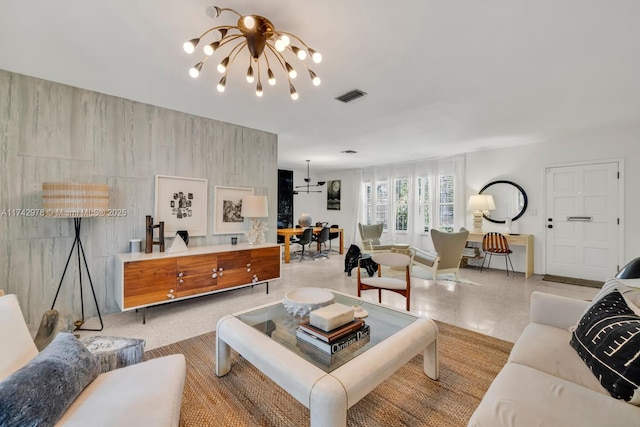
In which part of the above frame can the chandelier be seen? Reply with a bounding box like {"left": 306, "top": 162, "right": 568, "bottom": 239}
{"left": 294, "top": 160, "right": 325, "bottom": 194}
{"left": 183, "top": 6, "right": 322, "bottom": 100}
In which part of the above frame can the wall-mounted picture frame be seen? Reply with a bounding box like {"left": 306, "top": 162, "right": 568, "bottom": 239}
{"left": 155, "top": 175, "right": 208, "bottom": 236}
{"left": 327, "top": 180, "right": 341, "bottom": 210}
{"left": 213, "top": 186, "right": 254, "bottom": 234}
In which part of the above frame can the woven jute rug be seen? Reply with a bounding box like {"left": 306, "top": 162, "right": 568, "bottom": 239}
{"left": 145, "top": 321, "right": 512, "bottom": 426}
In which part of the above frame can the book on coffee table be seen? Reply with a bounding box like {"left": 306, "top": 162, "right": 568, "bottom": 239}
{"left": 296, "top": 324, "right": 370, "bottom": 354}
{"left": 299, "top": 319, "right": 365, "bottom": 343}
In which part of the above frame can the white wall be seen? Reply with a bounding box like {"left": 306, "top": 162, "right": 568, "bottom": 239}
{"left": 290, "top": 167, "right": 360, "bottom": 247}
{"left": 290, "top": 126, "right": 640, "bottom": 276}
{"left": 467, "top": 127, "right": 640, "bottom": 274}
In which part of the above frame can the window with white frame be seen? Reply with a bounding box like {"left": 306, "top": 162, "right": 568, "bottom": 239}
{"left": 375, "top": 182, "right": 389, "bottom": 230}
{"left": 417, "top": 177, "right": 430, "bottom": 232}
{"left": 363, "top": 183, "right": 372, "bottom": 224}
{"left": 417, "top": 174, "right": 455, "bottom": 232}
{"left": 439, "top": 175, "right": 455, "bottom": 232}
{"left": 394, "top": 178, "right": 409, "bottom": 232}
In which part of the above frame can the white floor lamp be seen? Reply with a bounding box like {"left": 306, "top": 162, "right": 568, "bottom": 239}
{"left": 43, "top": 182, "right": 109, "bottom": 331}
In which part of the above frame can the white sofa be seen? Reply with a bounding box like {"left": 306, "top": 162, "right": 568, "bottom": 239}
{"left": 0, "top": 294, "right": 186, "bottom": 426}
{"left": 468, "top": 288, "right": 640, "bottom": 427}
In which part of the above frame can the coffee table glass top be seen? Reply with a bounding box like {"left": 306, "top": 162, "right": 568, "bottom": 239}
{"left": 234, "top": 291, "right": 418, "bottom": 372}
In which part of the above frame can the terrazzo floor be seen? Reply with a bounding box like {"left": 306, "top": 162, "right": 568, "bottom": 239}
{"left": 77, "top": 253, "right": 599, "bottom": 350}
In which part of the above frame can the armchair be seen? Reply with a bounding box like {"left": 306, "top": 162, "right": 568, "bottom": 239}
{"left": 357, "top": 223, "right": 394, "bottom": 254}
{"left": 412, "top": 228, "right": 470, "bottom": 281}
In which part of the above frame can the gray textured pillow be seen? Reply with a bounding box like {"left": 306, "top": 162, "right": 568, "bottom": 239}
{"left": 0, "top": 332, "right": 100, "bottom": 426}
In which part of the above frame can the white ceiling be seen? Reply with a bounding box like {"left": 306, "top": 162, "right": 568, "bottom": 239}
{"left": 1, "top": 1, "right": 639, "bottom": 172}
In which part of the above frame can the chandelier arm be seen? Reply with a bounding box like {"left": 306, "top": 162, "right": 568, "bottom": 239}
{"left": 195, "top": 25, "right": 237, "bottom": 41}
{"left": 217, "top": 34, "right": 245, "bottom": 50}
{"left": 217, "top": 8, "right": 243, "bottom": 18}
{"left": 224, "top": 41, "right": 248, "bottom": 76}
{"left": 275, "top": 31, "right": 313, "bottom": 50}
{"left": 265, "top": 44, "right": 294, "bottom": 84}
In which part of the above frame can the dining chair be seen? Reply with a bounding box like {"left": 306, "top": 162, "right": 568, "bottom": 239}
{"left": 327, "top": 224, "right": 340, "bottom": 253}
{"left": 312, "top": 226, "right": 331, "bottom": 258}
{"left": 357, "top": 252, "right": 412, "bottom": 311}
{"left": 480, "top": 232, "right": 515, "bottom": 277}
{"left": 291, "top": 228, "right": 314, "bottom": 262}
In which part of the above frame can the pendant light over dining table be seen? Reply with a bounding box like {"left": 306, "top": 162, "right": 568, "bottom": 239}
{"left": 183, "top": 6, "right": 322, "bottom": 100}
{"left": 294, "top": 160, "right": 325, "bottom": 194}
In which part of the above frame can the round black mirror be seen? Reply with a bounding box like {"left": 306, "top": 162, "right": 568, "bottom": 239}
{"left": 479, "top": 180, "right": 528, "bottom": 223}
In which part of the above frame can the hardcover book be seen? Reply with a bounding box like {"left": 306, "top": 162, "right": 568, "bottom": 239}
{"left": 296, "top": 324, "right": 370, "bottom": 354}
{"left": 298, "top": 319, "right": 365, "bottom": 343}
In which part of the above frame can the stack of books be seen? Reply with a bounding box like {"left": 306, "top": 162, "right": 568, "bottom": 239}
{"left": 296, "top": 303, "right": 370, "bottom": 354}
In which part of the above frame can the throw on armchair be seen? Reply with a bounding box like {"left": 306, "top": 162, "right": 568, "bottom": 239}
{"left": 413, "top": 228, "right": 470, "bottom": 281}
{"left": 358, "top": 223, "right": 394, "bottom": 253}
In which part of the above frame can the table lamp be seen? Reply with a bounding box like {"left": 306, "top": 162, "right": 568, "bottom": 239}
{"left": 467, "top": 194, "right": 495, "bottom": 233}
{"left": 42, "top": 182, "right": 109, "bottom": 331}
{"left": 241, "top": 195, "right": 268, "bottom": 244}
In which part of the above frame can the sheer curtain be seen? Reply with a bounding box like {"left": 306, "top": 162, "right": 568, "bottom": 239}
{"left": 357, "top": 155, "right": 466, "bottom": 251}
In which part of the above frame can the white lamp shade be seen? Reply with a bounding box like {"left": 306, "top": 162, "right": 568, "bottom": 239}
{"left": 42, "top": 182, "right": 109, "bottom": 217}
{"left": 241, "top": 195, "right": 268, "bottom": 217}
{"left": 467, "top": 194, "right": 493, "bottom": 211}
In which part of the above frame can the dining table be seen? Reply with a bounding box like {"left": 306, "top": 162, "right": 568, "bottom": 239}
{"left": 277, "top": 227, "right": 344, "bottom": 263}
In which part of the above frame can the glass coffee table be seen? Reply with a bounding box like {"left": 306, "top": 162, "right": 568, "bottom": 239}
{"left": 216, "top": 289, "right": 438, "bottom": 427}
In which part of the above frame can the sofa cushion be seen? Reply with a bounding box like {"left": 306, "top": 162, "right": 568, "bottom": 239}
{"left": 0, "top": 332, "right": 100, "bottom": 426}
{"left": 570, "top": 290, "right": 640, "bottom": 405}
{"left": 508, "top": 323, "right": 607, "bottom": 395}
{"left": 57, "top": 354, "right": 186, "bottom": 426}
{"left": 467, "top": 363, "right": 639, "bottom": 427}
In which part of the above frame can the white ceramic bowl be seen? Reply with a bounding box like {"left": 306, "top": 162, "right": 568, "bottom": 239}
{"left": 282, "top": 287, "right": 334, "bottom": 317}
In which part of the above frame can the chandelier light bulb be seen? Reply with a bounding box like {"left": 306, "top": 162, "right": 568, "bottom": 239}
{"left": 183, "top": 38, "right": 200, "bottom": 54}
{"left": 204, "top": 41, "right": 219, "bottom": 56}
{"left": 217, "top": 57, "right": 229, "bottom": 73}
{"left": 189, "top": 62, "right": 203, "bottom": 78}
{"left": 290, "top": 83, "right": 298, "bottom": 100}
{"left": 275, "top": 39, "right": 285, "bottom": 52}
{"left": 309, "top": 49, "right": 322, "bottom": 64}
{"left": 217, "top": 76, "right": 226, "bottom": 92}
{"left": 295, "top": 48, "right": 307, "bottom": 60}
{"left": 256, "top": 81, "right": 263, "bottom": 97}
{"left": 281, "top": 35, "right": 290, "bottom": 47}
{"left": 243, "top": 16, "right": 255, "bottom": 29}
{"left": 286, "top": 63, "right": 297, "bottom": 79}
{"left": 246, "top": 65, "right": 254, "bottom": 83}
{"left": 309, "top": 70, "right": 321, "bottom": 86}
{"left": 267, "top": 69, "right": 276, "bottom": 86}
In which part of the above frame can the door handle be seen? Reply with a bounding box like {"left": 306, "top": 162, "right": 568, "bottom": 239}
{"left": 567, "top": 216, "right": 592, "bottom": 221}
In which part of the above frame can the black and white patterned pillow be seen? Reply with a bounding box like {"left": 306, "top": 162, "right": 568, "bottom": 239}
{"left": 570, "top": 290, "right": 640, "bottom": 405}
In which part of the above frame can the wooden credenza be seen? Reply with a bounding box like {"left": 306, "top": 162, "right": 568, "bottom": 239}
{"left": 115, "top": 243, "right": 281, "bottom": 311}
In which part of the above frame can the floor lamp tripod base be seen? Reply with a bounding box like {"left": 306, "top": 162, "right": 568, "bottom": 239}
{"left": 50, "top": 218, "right": 104, "bottom": 332}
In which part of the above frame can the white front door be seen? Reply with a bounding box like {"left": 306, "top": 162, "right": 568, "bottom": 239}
{"left": 545, "top": 162, "right": 620, "bottom": 281}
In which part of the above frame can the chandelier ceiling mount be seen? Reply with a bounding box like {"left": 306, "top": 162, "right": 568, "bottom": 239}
{"left": 183, "top": 6, "right": 322, "bottom": 100}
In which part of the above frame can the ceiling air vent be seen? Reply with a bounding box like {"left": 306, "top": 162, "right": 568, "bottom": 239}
{"left": 335, "top": 89, "right": 367, "bottom": 103}
{"left": 341, "top": 150, "right": 358, "bottom": 154}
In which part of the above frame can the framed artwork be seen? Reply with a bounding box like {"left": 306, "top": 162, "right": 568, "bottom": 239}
{"left": 327, "top": 180, "right": 341, "bottom": 210}
{"left": 213, "top": 186, "right": 254, "bottom": 234}
{"left": 155, "top": 175, "right": 208, "bottom": 236}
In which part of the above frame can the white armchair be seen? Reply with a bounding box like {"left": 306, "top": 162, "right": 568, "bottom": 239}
{"left": 412, "top": 228, "right": 469, "bottom": 281}
{"left": 358, "top": 223, "right": 395, "bottom": 253}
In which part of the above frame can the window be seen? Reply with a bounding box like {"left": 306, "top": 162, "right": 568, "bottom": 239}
{"left": 375, "top": 182, "right": 388, "bottom": 230}
{"left": 394, "top": 178, "right": 409, "bottom": 231}
{"left": 417, "top": 174, "right": 454, "bottom": 232}
{"left": 417, "top": 177, "right": 430, "bottom": 232}
{"left": 439, "top": 175, "right": 455, "bottom": 232}
{"left": 363, "top": 183, "right": 372, "bottom": 224}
